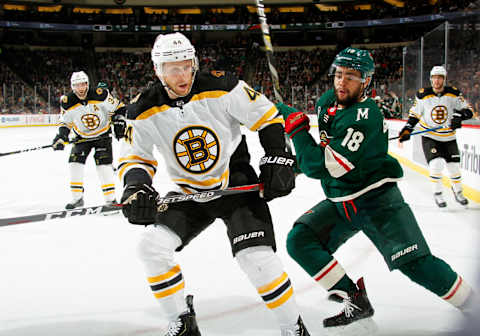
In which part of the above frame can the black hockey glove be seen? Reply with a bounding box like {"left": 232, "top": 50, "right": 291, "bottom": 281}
{"left": 52, "top": 126, "right": 69, "bottom": 150}
{"left": 449, "top": 109, "right": 473, "bottom": 130}
{"left": 121, "top": 184, "right": 160, "bottom": 225}
{"left": 259, "top": 150, "right": 296, "bottom": 202}
{"left": 398, "top": 117, "right": 419, "bottom": 143}
{"left": 112, "top": 114, "right": 127, "bottom": 140}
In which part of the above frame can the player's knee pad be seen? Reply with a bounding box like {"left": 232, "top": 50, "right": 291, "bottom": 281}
{"left": 428, "top": 157, "right": 445, "bottom": 176}
{"left": 96, "top": 164, "right": 115, "bottom": 182}
{"left": 69, "top": 162, "right": 85, "bottom": 180}
{"left": 446, "top": 161, "right": 461, "bottom": 178}
{"left": 287, "top": 223, "right": 323, "bottom": 262}
{"left": 137, "top": 225, "right": 182, "bottom": 272}
{"left": 235, "top": 245, "right": 283, "bottom": 287}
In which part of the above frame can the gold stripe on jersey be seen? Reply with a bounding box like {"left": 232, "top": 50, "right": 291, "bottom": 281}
{"left": 257, "top": 272, "right": 294, "bottom": 309}
{"left": 421, "top": 94, "right": 436, "bottom": 100}
{"left": 136, "top": 105, "right": 171, "bottom": 120}
{"left": 172, "top": 168, "right": 229, "bottom": 188}
{"left": 190, "top": 90, "right": 228, "bottom": 102}
{"left": 444, "top": 93, "right": 458, "bottom": 98}
{"left": 118, "top": 155, "right": 158, "bottom": 180}
{"left": 119, "top": 155, "right": 159, "bottom": 167}
{"left": 65, "top": 101, "right": 105, "bottom": 112}
{"left": 250, "top": 106, "right": 278, "bottom": 131}
{"left": 118, "top": 162, "right": 156, "bottom": 181}
{"left": 264, "top": 116, "right": 284, "bottom": 126}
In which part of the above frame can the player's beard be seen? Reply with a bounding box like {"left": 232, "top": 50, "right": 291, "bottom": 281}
{"left": 334, "top": 85, "right": 363, "bottom": 107}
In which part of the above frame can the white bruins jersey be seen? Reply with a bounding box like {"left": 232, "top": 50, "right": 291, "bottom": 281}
{"left": 60, "top": 87, "right": 123, "bottom": 139}
{"left": 408, "top": 86, "right": 472, "bottom": 142}
{"left": 118, "top": 71, "right": 283, "bottom": 194}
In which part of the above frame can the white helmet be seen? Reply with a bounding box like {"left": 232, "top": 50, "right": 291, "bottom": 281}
{"left": 70, "top": 71, "right": 89, "bottom": 90}
{"left": 151, "top": 33, "right": 198, "bottom": 97}
{"left": 430, "top": 65, "right": 447, "bottom": 78}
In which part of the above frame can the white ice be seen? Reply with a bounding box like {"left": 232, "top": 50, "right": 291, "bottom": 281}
{"left": 0, "top": 126, "right": 479, "bottom": 336}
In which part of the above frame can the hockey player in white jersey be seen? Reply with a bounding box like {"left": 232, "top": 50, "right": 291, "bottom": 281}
{"left": 398, "top": 65, "right": 473, "bottom": 207}
{"left": 118, "top": 32, "right": 310, "bottom": 336}
{"left": 52, "top": 71, "right": 125, "bottom": 209}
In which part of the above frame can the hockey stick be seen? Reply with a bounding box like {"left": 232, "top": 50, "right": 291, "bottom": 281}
{"left": 0, "top": 204, "right": 120, "bottom": 227}
{"left": 255, "top": 0, "right": 282, "bottom": 104}
{"left": 388, "top": 126, "right": 443, "bottom": 141}
{"left": 254, "top": 0, "right": 293, "bottom": 154}
{"left": 0, "top": 137, "right": 107, "bottom": 157}
{"left": 0, "top": 184, "right": 261, "bottom": 227}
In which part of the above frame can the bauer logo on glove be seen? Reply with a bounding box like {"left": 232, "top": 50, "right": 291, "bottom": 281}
{"left": 259, "top": 155, "right": 295, "bottom": 167}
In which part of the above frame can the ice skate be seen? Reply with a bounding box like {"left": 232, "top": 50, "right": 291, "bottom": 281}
{"left": 65, "top": 198, "right": 84, "bottom": 210}
{"left": 434, "top": 192, "right": 447, "bottom": 208}
{"left": 165, "top": 295, "right": 201, "bottom": 336}
{"left": 281, "top": 316, "right": 310, "bottom": 336}
{"left": 324, "top": 278, "right": 377, "bottom": 336}
{"left": 102, "top": 199, "right": 120, "bottom": 216}
{"left": 452, "top": 188, "right": 468, "bottom": 206}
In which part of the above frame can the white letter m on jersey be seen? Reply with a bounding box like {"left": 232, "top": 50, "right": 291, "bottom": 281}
{"left": 356, "top": 108, "right": 369, "bottom": 121}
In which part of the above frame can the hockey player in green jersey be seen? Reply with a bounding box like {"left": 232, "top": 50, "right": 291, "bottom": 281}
{"left": 275, "top": 47, "right": 475, "bottom": 333}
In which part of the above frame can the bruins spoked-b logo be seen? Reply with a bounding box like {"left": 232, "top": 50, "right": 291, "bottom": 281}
{"left": 81, "top": 114, "right": 101, "bottom": 130}
{"left": 431, "top": 105, "right": 448, "bottom": 124}
{"left": 173, "top": 126, "right": 220, "bottom": 174}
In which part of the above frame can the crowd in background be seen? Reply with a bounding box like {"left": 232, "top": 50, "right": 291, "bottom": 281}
{"left": 1, "top": 0, "right": 476, "bottom": 26}
{"left": 1, "top": 41, "right": 479, "bottom": 118}
{"left": 1, "top": 0, "right": 479, "bottom": 118}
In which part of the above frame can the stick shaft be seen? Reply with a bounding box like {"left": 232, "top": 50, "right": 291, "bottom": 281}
{"left": 0, "top": 184, "right": 261, "bottom": 227}
{"left": 388, "top": 126, "right": 443, "bottom": 141}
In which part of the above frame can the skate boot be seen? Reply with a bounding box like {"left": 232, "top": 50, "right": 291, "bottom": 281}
{"left": 452, "top": 188, "right": 468, "bottom": 206}
{"left": 323, "top": 278, "right": 376, "bottom": 334}
{"left": 434, "top": 192, "right": 447, "bottom": 208}
{"left": 65, "top": 198, "right": 84, "bottom": 210}
{"left": 165, "top": 295, "right": 201, "bottom": 336}
{"left": 281, "top": 316, "right": 310, "bottom": 336}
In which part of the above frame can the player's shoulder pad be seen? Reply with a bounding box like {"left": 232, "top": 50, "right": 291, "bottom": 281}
{"left": 443, "top": 86, "right": 461, "bottom": 96}
{"left": 88, "top": 87, "right": 109, "bottom": 101}
{"left": 416, "top": 87, "right": 434, "bottom": 99}
{"left": 61, "top": 91, "right": 80, "bottom": 109}
{"left": 194, "top": 71, "right": 239, "bottom": 93}
{"left": 125, "top": 83, "right": 165, "bottom": 120}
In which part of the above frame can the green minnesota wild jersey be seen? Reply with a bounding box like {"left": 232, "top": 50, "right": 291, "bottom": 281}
{"left": 292, "top": 89, "right": 403, "bottom": 201}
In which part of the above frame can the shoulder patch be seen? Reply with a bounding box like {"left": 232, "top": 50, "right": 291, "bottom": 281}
{"left": 130, "top": 93, "right": 141, "bottom": 104}
{"left": 210, "top": 70, "right": 225, "bottom": 78}
{"left": 194, "top": 71, "right": 238, "bottom": 93}
{"left": 96, "top": 88, "right": 103, "bottom": 95}
{"left": 444, "top": 86, "right": 461, "bottom": 96}
{"left": 417, "top": 87, "right": 433, "bottom": 99}
{"left": 61, "top": 95, "right": 68, "bottom": 104}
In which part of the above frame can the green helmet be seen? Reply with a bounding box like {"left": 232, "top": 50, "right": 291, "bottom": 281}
{"left": 332, "top": 47, "right": 375, "bottom": 80}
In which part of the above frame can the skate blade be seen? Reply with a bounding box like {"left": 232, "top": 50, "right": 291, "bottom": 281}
{"left": 325, "top": 317, "right": 378, "bottom": 336}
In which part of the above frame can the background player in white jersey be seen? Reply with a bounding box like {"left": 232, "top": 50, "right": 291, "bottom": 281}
{"left": 118, "top": 32, "right": 309, "bottom": 336}
{"left": 52, "top": 71, "right": 125, "bottom": 209}
{"left": 398, "top": 65, "right": 474, "bottom": 207}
